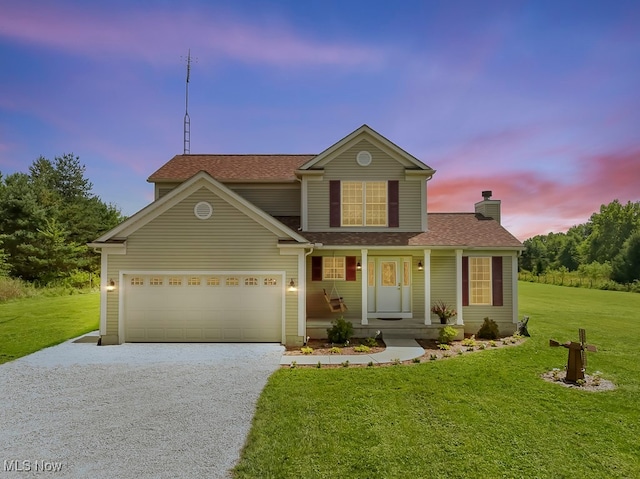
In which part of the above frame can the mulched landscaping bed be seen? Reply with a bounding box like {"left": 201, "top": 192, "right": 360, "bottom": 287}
{"left": 540, "top": 370, "right": 616, "bottom": 392}
{"left": 283, "top": 338, "right": 385, "bottom": 355}
{"left": 284, "top": 335, "right": 526, "bottom": 363}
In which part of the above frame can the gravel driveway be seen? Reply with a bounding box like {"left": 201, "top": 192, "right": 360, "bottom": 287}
{"left": 0, "top": 335, "right": 284, "bottom": 478}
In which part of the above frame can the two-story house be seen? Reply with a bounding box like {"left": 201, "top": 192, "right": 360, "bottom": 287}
{"left": 90, "top": 125, "right": 523, "bottom": 346}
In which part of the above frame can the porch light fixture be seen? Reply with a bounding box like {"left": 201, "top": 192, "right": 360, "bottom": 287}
{"left": 288, "top": 279, "right": 297, "bottom": 292}
{"left": 106, "top": 279, "right": 116, "bottom": 292}
{"left": 356, "top": 262, "right": 362, "bottom": 271}
{"left": 418, "top": 261, "right": 423, "bottom": 271}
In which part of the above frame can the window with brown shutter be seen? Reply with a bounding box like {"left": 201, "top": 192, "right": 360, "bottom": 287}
{"left": 388, "top": 180, "right": 399, "bottom": 227}
{"left": 492, "top": 256, "right": 503, "bottom": 306}
{"left": 311, "top": 256, "right": 322, "bottom": 281}
{"left": 329, "top": 180, "right": 341, "bottom": 227}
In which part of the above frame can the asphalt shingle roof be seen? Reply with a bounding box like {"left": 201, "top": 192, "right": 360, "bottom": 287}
{"left": 148, "top": 154, "right": 316, "bottom": 182}
{"left": 277, "top": 214, "right": 523, "bottom": 248}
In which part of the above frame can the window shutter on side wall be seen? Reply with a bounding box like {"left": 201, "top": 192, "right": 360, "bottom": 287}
{"left": 492, "top": 256, "right": 503, "bottom": 306}
{"left": 346, "top": 256, "right": 357, "bottom": 281}
{"left": 311, "top": 256, "right": 322, "bottom": 281}
{"left": 462, "top": 256, "right": 469, "bottom": 306}
{"left": 388, "top": 180, "right": 399, "bottom": 227}
{"left": 329, "top": 180, "right": 341, "bottom": 227}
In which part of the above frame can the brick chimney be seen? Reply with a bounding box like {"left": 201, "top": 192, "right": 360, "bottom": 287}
{"left": 475, "top": 190, "right": 501, "bottom": 224}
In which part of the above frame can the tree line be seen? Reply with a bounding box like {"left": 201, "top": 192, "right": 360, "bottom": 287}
{"left": 519, "top": 199, "right": 640, "bottom": 286}
{"left": 0, "top": 154, "right": 124, "bottom": 285}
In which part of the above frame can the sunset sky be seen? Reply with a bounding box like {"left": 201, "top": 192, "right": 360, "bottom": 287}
{"left": 1, "top": 0, "right": 639, "bottom": 240}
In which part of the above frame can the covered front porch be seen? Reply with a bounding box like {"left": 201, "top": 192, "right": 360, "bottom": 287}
{"left": 301, "top": 248, "right": 466, "bottom": 339}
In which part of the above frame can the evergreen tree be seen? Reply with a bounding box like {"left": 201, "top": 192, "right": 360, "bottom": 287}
{"left": 0, "top": 154, "right": 123, "bottom": 283}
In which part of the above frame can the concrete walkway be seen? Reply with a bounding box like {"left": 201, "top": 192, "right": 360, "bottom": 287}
{"left": 279, "top": 338, "right": 424, "bottom": 366}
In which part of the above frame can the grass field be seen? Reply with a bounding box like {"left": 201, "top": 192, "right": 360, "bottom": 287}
{"left": 234, "top": 282, "right": 640, "bottom": 478}
{"left": 0, "top": 293, "right": 99, "bottom": 364}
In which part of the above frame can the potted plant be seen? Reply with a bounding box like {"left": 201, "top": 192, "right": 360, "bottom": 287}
{"left": 431, "top": 300, "right": 457, "bottom": 324}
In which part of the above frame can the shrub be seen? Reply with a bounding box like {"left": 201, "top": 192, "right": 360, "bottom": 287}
{"left": 329, "top": 346, "right": 341, "bottom": 354}
{"left": 461, "top": 335, "right": 477, "bottom": 348}
{"left": 438, "top": 343, "right": 450, "bottom": 350}
{"left": 354, "top": 345, "right": 370, "bottom": 353}
{"left": 412, "top": 357, "right": 421, "bottom": 363}
{"left": 301, "top": 347, "right": 313, "bottom": 355}
{"left": 438, "top": 326, "right": 457, "bottom": 344}
{"left": 0, "top": 277, "right": 36, "bottom": 302}
{"left": 363, "top": 337, "right": 378, "bottom": 347}
{"left": 327, "top": 317, "right": 353, "bottom": 344}
{"left": 61, "top": 270, "right": 95, "bottom": 289}
{"left": 477, "top": 317, "right": 500, "bottom": 340}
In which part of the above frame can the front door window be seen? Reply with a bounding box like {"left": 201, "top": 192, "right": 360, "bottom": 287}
{"left": 381, "top": 261, "right": 397, "bottom": 286}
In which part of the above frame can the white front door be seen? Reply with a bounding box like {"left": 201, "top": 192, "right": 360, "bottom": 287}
{"left": 370, "top": 257, "right": 412, "bottom": 318}
{"left": 376, "top": 260, "right": 402, "bottom": 312}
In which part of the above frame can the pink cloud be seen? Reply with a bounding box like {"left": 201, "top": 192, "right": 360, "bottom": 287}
{"left": 0, "top": 3, "right": 383, "bottom": 68}
{"left": 429, "top": 146, "right": 640, "bottom": 240}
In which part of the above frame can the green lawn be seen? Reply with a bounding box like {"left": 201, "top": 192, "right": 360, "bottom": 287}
{"left": 0, "top": 293, "right": 99, "bottom": 364}
{"left": 234, "top": 282, "right": 640, "bottom": 478}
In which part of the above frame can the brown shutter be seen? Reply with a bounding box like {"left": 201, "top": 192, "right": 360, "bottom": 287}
{"left": 388, "top": 180, "right": 399, "bottom": 228}
{"left": 311, "top": 256, "right": 322, "bottom": 281}
{"left": 346, "top": 256, "right": 357, "bottom": 281}
{"left": 329, "top": 180, "right": 341, "bottom": 227}
{"left": 492, "top": 256, "right": 503, "bottom": 306}
{"left": 462, "top": 256, "right": 469, "bottom": 306}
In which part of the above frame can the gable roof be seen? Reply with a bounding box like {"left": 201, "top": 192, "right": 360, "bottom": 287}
{"left": 92, "top": 171, "right": 308, "bottom": 245}
{"left": 276, "top": 214, "right": 523, "bottom": 249}
{"left": 148, "top": 154, "right": 315, "bottom": 183}
{"left": 298, "top": 124, "right": 436, "bottom": 173}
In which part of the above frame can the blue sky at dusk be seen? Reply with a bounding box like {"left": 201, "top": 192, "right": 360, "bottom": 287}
{"left": 1, "top": 0, "right": 639, "bottom": 240}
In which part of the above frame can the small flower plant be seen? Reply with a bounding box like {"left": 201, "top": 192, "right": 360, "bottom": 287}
{"left": 431, "top": 300, "right": 457, "bottom": 324}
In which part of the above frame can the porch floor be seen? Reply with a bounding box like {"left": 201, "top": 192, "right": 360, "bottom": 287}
{"left": 306, "top": 317, "right": 463, "bottom": 341}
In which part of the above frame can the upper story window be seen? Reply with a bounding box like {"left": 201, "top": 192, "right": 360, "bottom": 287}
{"left": 341, "top": 181, "right": 387, "bottom": 226}
{"left": 469, "top": 257, "right": 492, "bottom": 305}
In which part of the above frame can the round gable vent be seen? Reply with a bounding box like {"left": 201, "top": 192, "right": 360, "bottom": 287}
{"left": 356, "top": 150, "right": 372, "bottom": 166}
{"left": 194, "top": 201, "right": 213, "bottom": 220}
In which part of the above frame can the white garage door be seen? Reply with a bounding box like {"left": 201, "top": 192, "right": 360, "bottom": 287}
{"left": 124, "top": 274, "right": 283, "bottom": 342}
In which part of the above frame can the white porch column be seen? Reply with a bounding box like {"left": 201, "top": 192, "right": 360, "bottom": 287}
{"left": 512, "top": 252, "right": 519, "bottom": 324}
{"left": 297, "top": 250, "right": 306, "bottom": 337}
{"left": 455, "top": 249, "right": 464, "bottom": 325}
{"left": 361, "top": 249, "right": 368, "bottom": 325}
{"left": 423, "top": 249, "right": 431, "bottom": 325}
{"left": 99, "top": 250, "right": 108, "bottom": 336}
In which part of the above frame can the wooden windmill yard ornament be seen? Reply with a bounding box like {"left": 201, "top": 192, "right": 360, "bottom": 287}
{"left": 549, "top": 328, "right": 597, "bottom": 383}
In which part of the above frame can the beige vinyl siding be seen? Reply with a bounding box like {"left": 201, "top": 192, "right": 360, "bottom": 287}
{"left": 475, "top": 201, "right": 501, "bottom": 224}
{"left": 105, "top": 187, "right": 299, "bottom": 340}
{"left": 306, "top": 139, "right": 423, "bottom": 231}
{"left": 154, "top": 182, "right": 181, "bottom": 200}
{"left": 228, "top": 183, "right": 300, "bottom": 216}
{"left": 409, "top": 254, "right": 426, "bottom": 317}
{"left": 430, "top": 254, "right": 457, "bottom": 323}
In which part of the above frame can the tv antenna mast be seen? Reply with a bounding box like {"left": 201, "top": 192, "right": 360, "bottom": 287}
{"left": 182, "top": 49, "right": 196, "bottom": 154}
